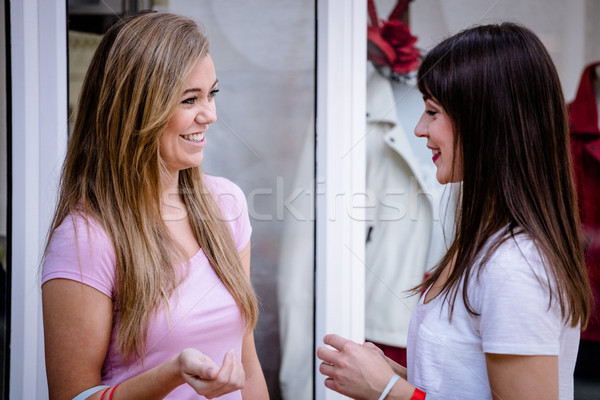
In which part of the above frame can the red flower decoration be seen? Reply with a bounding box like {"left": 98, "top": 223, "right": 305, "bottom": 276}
{"left": 383, "top": 20, "right": 420, "bottom": 74}
{"left": 367, "top": 0, "right": 420, "bottom": 75}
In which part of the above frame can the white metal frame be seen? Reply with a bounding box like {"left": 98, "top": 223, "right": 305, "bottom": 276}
{"left": 315, "top": 0, "right": 366, "bottom": 399}
{"left": 7, "top": 0, "right": 366, "bottom": 398}
{"left": 9, "top": 0, "right": 67, "bottom": 398}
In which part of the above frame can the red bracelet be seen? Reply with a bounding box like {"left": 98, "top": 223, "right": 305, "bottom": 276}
{"left": 109, "top": 384, "right": 120, "bottom": 400}
{"left": 411, "top": 387, "right": 426, "bottom": 400}
{"left": 99, "top": 387, "right": 111, "bottom": 400}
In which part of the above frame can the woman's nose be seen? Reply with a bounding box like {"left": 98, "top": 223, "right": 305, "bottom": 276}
{"left": 196, "top": 103, "right": 217, "bottom": 125}
{"left": 414, "top": 114, "right": 427, "bottom": 138}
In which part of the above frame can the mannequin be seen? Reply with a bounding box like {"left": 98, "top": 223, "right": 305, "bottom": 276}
{"left": 364, "top": 0, "right": 448, "bottom": 365}
{"left": 364, "top": 62, "right": 446, "bottom": 364}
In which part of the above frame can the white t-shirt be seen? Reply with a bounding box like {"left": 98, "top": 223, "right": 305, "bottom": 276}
{"left": 407, "top": 231, "right": 580, "bottom": 399}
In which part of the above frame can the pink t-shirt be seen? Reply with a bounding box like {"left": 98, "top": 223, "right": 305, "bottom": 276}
{"left": 42, "top": 175, "right": 252, "bottom": 400}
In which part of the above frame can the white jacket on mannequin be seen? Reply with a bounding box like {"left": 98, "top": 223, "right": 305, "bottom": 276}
{"left": 365, "top": 65, "right": 445, "bottom": 347}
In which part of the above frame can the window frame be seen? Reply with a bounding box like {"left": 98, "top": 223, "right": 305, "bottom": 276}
{"left": 314, "top": 0, "right": 366, "bottom": 399}
{"left": 8, "top": 0, "right": 67, "bottom": 398}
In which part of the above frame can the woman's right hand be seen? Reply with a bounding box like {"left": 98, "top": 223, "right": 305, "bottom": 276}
{"left": 179, "top": 348, "right": 245, "bottom": 398}
{"left": 317, "top": 334, "right": 415, "bottom": 400}
{"left": 362, "top": 342, "right": 408, "bottom": 380}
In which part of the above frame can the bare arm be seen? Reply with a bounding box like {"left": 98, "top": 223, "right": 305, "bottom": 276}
{"left": 42, "top": 279, "right": 243, "bottom": 400}
{"left": 239, "top": 242, "right": 269, "bottom": 399}
{"left": 388, "top": 360, "right": 407, "bottom": 381}
{"left": 241, "top": 332, "right": 269, "bottom": 399}
{"left": 485, "top": 353, "right": 558, "bottom": 400}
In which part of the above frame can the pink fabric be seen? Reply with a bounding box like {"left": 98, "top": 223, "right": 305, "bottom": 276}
{"left": 42, "top": 175, "right": 252, "bottom": 400}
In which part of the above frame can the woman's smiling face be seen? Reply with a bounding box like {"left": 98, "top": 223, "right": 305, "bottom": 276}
{"left": 159, "top": 55, "right": 218, "bottom": 175}
{"left": 414, "top": 97, "right": 461, "bottom": 184}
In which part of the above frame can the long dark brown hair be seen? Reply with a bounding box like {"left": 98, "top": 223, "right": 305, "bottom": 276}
{"left": 45, "top": 12, "right": 258, "bottom": 360}
{"left": 415, "top": 23, "right": 592, "bottom": 328}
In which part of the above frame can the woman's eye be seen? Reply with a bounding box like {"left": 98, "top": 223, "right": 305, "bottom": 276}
{"left": 426, "top": 109, "right": 437, "bottom": 116}
{"left": 209, "top": 88, "right": 220, "bottom": 98}
{"left": 182, "top": 97, "right": 197, "bottom": 105}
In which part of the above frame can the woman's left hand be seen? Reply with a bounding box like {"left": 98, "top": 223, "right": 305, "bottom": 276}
{"left": 317, "top": 334, "right": 401, "bottom": 400}
{"left": 180, "top": 348, "right": 245, "bottom": 398}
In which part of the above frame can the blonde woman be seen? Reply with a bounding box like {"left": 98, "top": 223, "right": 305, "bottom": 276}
{"left": 41, "top": 12, "right": 268, "bottom": 400}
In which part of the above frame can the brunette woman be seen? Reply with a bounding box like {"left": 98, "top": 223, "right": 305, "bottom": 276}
{"left": 317, "top": 22, "right": 593, "bottom": 400}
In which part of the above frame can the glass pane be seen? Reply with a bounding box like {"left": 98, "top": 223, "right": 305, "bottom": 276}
{"left": 67, "top": 1, "right": 316, "bottom": 399}
{"left": 0, "top": 0, "right": 8, "bottom": 396}
{"left": 162, "top": 2, "right": 316, "bottom": 399}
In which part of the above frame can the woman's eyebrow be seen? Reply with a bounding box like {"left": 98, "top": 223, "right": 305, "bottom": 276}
{"left": 182, "top": 79, "right": 219, "bottom": 95}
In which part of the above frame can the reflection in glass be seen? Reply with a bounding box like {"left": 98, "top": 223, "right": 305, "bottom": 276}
{"left": 165, "top": 2, "right": 316, "bottom": 399}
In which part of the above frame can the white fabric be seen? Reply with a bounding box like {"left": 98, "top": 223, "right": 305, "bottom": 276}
{"left": 407, "top": 231, "right": 580, "bottom": 399}
{"left": 365, "top": 66, "right": 445, "bottom": 347}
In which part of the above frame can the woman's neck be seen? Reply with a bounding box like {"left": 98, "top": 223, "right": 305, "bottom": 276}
{"left": 160, "top": 170, "right": 186, "bottom": 221}
{"left": 161, "top": 168, "right": 179, "bottom": 193}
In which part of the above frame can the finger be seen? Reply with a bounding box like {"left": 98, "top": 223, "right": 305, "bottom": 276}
{"left": 205, "top": 351, "right": 244, "bottom": 398}
{"left": 181, "top": 349, "right": 219, "bottom": 380}
{"left": 363, "top": 341, "right": 378, "bottom": 350}
{"left": 228, "top": 353, "right": 245, "bottom": 388}
{"left": 363, "top": 342, "right": 385, "bottom": 357}
{"left": 193, "top": 358, "right": 219, "bottom": 380}
{"left": 319, "top": 361, "right": 336, "bottom": 378}
{"left": 323, "top": 377, "right": 338, "bottom": 392}
{"left": 323, "top": 334, "right": 352, "bottom": 351}
{"left": 316, "top": 346, "right": 340, "bottom": 365}
{"left": 215, "top": 350, "right": 235, "bottom": 385}
{"left": 222, "top": 351, "right": 244, "bottom": 386}
{"left": 181, "top": 353, "right": 222, "bottom": 396}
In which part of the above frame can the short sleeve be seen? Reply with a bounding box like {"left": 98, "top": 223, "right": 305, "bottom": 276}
{"left": 203, "top": 175, "right": 252, "bottom": 251}
{"left": 469, "top": 236, "right": 563, "bottom": 355}
{"left": 41, "top": 213, "right": 116, "bottom": 298}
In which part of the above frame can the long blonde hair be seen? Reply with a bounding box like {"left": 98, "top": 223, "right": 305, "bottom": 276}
{"left": 46, "top": 12, "right": 258, "bottom": 360}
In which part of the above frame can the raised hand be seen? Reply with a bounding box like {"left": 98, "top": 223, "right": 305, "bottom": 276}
{"left": 317, "top": 334, "right": 395, "bottom": 400}
{"left": 179, "top": 348, "right": 245, "bottom": 398}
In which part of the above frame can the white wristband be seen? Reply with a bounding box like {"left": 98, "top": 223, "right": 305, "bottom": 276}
{"left": 378, "top": 374, "right": 400, "bottom": 400}
{"left": 72, "top": 385, "right": 109, "bottom": 400}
